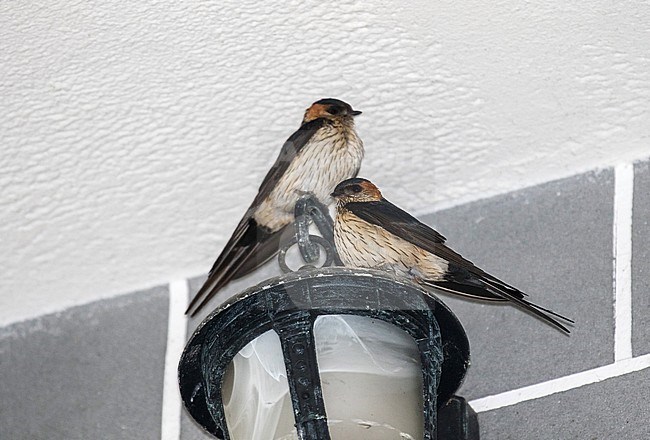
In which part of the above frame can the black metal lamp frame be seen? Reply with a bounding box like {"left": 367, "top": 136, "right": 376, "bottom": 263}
{"left": 179, "top": 195, "right": 478, "bottom": 440}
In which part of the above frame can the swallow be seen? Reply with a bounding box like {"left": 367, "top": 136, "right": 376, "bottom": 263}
{"left": 186, "top": 99, "right": 364, "bottom": 316}
{"left": 331, "top": 178, "right": 574, "bottom": 333}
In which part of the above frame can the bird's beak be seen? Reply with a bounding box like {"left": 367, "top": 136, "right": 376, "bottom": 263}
{"left": 350, "top": 110, "right": 362, "bottom": 116}
{"left": 331, "top": 189, "right": 342, "bottom": 198}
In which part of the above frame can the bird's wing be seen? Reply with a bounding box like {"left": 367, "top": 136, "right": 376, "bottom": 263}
{"left": 345, "top": 199, "right": 465, "bottom": 262}
{"left": 346, "top": 200, "right": 573, "bottom": 333}
{"left": 204, "top": 118, "right": 326, "bottom": 279}
{"left": 422, "top": 278, "right": 573, "bottom": 333}
{"left": 186, "top": 222, "right": 289, "bottom": 316}
{"left": 345, "top": 200, "right": 520, "bottom": 296}
{"left": 185, "top": 119, "right": 325, "bottom": 316}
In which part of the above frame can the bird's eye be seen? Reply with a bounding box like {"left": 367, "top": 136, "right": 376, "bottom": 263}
{"left": 350, "top": 184, "right": 362, "bottom": 193}
{"left": 327, "top": 106, "right": 341, "bottom": 115}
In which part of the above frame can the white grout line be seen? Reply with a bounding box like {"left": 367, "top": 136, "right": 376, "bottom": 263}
{"left": 161, "top": 279, "right": 189, "bottom": 440}
{"left": 469, "top": 353, "right": 650, "bottom": 413}
{"left": 613, "top": 163, "right": 634, "bottom": 362}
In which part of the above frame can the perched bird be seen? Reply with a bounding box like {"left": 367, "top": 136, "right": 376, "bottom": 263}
{"left": 331, "top": 178, "right": 573, "bottom": 333}
{"left": 186, "top": 98, "right": 364, "bottom": 316}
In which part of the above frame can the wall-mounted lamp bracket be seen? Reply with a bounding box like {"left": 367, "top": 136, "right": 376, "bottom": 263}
{"left": 277, "top": 194, "right": 343, "bottom": 273}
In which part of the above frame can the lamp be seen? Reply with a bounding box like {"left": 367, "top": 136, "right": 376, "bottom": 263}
{"left": 179, "top": 196, "right": 479, "bottom": 439}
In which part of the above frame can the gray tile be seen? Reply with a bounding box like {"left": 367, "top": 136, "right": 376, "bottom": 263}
{"left": 632, "top": 160, "right": 650, "bottom": 357}
{"left": 0, "top": 287, "right": 168, "bottom": 440}
{"left": 420, "top": 169, "right": 615, "bottom": 399}
{"left": 478, "top": 367, "right": 650, "bottom": 439}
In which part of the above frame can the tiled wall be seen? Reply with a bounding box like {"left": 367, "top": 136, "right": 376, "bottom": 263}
{"left": 2, "top": 160, "right": 648, "bottom": 439}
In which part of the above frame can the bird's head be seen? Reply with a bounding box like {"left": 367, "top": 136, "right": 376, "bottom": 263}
{"left": 331, "top": 178, "right": 382, "bottom": 204}
{"left": 302, "top": 98, "right": 362, "bottom": 124}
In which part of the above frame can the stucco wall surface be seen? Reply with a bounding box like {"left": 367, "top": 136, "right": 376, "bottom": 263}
{"left": 1, "top": 0, "right": 649, "bottom": 325}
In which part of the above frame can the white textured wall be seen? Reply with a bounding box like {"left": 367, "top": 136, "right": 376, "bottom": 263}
{"left": 1, "top": 0, "right": 649, "bottom": 325}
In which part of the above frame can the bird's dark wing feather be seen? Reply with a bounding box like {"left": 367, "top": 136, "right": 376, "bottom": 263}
{"left": 346, "top": 199, "right": 507, "bottom": 274}
{"left": 186, "top": 222, "right": 288, "bottom": 316}
{"left": 346, "top": 200, "right": 447, "bottom": 243}
{"left": 205, "top": 118, "right": 325, "bottom": 279}
{"left": 346, "top": 200, "right": 573, "bottom": 333}
{"left": 347, "top": 200, "right": 527, "bottom": 296}
{"left": 185, "top": 119, "right": 325, "bottom": 316}
{"left": 422, "top": 278, "right": 573, "bottom": 333}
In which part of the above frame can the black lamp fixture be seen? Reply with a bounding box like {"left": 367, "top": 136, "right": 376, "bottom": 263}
{"left": 179, "top": 196, "right": 479, "bottom": 440}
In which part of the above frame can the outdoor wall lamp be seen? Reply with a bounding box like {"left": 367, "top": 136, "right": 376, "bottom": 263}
{"left": 179, "top": 196, "right": 479, "bottom": 439}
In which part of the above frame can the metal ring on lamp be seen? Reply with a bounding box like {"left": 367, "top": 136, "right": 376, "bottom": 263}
{"left": 278, "top": 234, "right": 336, "bottom": 274}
